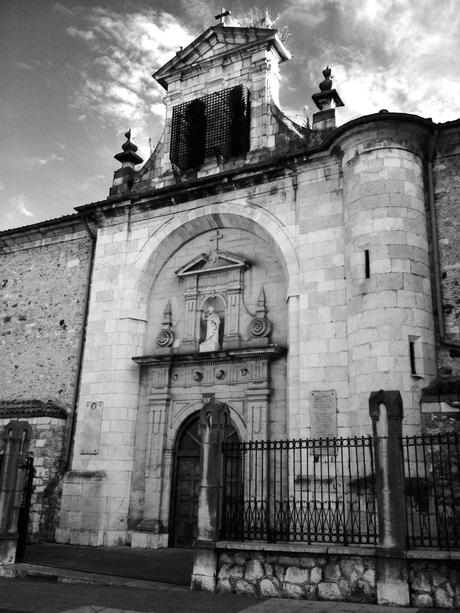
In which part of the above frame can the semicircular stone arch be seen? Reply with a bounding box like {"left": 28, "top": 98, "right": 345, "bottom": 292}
{"left": 143, "top": 216, "right": 289, "bottom": 355}
{"left": 132, "top": 203, "right": 299, "bottom": 312}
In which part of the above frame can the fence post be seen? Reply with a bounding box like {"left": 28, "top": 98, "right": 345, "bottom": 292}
{"left": 191, "top": 400, "right": 230, "bottom": 591}
{"left": 369, "top": 390, "right": 409, "bottom": 606}
{"left": 0, "top": 421, "right": 31, "bottom": 566}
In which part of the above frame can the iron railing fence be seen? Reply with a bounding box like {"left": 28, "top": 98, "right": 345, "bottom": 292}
{"left": 402, "top": 432, "right": 460, "bottom": 550}
{"left": 221, "top": 436, "right": 377, "bottom": 545}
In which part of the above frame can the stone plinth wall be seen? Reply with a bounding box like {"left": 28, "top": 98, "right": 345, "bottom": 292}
{"left": 216, "top": 546, "right": 376, "bottom": 603}
{"left": 410, "top": 558, "right": 460, "bottom": 608}
{"left": 203, "top": 544, "right": 460, "bottom": 608}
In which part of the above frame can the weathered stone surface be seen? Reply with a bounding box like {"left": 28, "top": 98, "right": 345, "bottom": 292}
{"left": 229, "top": 565, "right": 244, "bottom": 580}
{"left": 234, "top": 553, "right": 247, "bottom": 566}
{"left": 455, "top": 585, "right": 460, "bottom": 606}
{"left": 434, "top": 587, "right": 454, "bottom": 608}
{"left": 219, "top": 552, "right": 232, "bottom": 565}
{"left": 324, "top": 562, "right": 341, "bottom": 580}
{"left": 354, "top": 559, "right": 365, "bottom": 575}
{"left": 363, "top": 568, "right": 375, "bottom": 585}
{"left": 264, "top": 563, "right": 273, "bottom": 576}
{"left": 274, "top": 564, "right": 285, "bottom": 582}
{"left": 339, "top": 578, "right": 350, "bottom": 596}
{"left": 353, "top": 577, "right": 374, "bottom": 601}
{"left": 412, "top": 571, "right": 431, "bottom": 592}
{"left": 412, "top": 592, "right": 434, "bottom": 607}
{"left": 218, "top": 564, "right": 231, "bottom": 581}
{"left": 283, "top": 583, "right": 303, "bottom": 599}
{"left": 235, "top": 580, "right": 256, "bottom": 595}
{"left": 340, "top": 559, "right": 358, "bottom": 578}
{"left": 310, "top": 566, "right": 322, "bottom": 584}
{"left": 260, "top": 578, "right": 281, "bottom": 597}
{"left": 217, "top": 579, "right": 232, "bottom": 593}
{"left": 285, "top": 566, "right": 309, "bottom": 584}
{"left": 278, "top": 556, "right": 297, "bottom": 566}
{"left": 299, "top": 556, "right": 316, "bottom": 569}
{"left": 318, "top": 581, "right": 342, "bottom": 600}
{"left": 245, "top": 559, "right": 264, "bottom": 581}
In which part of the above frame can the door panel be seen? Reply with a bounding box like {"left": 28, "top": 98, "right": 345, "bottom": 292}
{"left": 173, "top": 456, "right": 200, "bottom": 547}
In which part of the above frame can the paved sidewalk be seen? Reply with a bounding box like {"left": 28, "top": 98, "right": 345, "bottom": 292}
{"left": 21, "top": 543, "right": 193, "bottom": 585}
{"left": 2, "top": 543, "right": 458, "bottom": 613}
{"left": 1, "top": 577, "right": 459, "bottom": 613}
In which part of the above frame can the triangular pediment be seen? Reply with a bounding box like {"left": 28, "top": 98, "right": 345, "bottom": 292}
{"left": 154, "top": 25, "right": 291, "bottom": 89}
{"left": 175, "top": 250, "right": 249, "bottom": 278}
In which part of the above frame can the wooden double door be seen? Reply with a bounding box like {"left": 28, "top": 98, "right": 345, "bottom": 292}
{"left": 170, "top": 412, "right": 238, "bottom": 548}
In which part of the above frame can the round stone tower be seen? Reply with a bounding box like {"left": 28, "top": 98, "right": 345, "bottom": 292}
{"left": 335, "top": 115, "right": 436, "bottom": 433}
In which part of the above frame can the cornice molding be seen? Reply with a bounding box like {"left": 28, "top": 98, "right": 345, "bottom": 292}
{"left": 0, "top": 399, "right": 68, "bottom": 420}
{"left": 133, "top": 344, "right": 286, "bottom": 367}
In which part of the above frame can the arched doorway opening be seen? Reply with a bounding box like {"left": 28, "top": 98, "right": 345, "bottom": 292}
{"left": 169, "top": 411, "right": 239, "bottom": 547}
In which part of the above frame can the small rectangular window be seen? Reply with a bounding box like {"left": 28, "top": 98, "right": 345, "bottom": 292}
{"left": 364, "top": 249, "right": 370, "bottom": 279}
{"left": 409, "top": 340, "right": 416, "bottom": 375}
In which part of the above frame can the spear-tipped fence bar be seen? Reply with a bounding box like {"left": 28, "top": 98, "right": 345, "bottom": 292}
{"left": 402, "top": 431, "right": 460, "bottom": 550}
{"left": 221, "top": 436, "right": 377, "bottom": 545}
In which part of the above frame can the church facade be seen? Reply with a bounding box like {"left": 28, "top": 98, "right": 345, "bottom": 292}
{"left": 1, "top": 22, "right": 459, "bottom": 549}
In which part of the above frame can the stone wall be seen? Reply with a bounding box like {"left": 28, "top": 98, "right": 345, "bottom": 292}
{"left": 434, "top": 124, "right": 460, "bottom": 377}
{"left": 216, "top": 548, "right": 376, "bottom": 603}
{"left": 410, "top": 558, "right": 460, "bottom": 608}
{"left": 0, "top": 411, "right": 66, "bottom": 542}
{"left": 211, "top": 545, "right": 460, "bottom": 608}
{"left": 0, "top": 223, "right": 92, "bottom": 407}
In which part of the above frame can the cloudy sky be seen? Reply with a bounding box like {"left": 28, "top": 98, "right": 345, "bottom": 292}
{"left": 1, "top": 0, "right": 459, "bottom": 231}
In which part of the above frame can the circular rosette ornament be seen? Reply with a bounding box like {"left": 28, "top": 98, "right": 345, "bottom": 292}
{"left": 248, "top": 316, "right": 271, "bottom": 338}
{"left": 156, "top": 329, "right": 175, "bottom": 347}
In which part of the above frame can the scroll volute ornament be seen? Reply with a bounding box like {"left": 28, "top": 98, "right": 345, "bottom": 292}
{"left": 249, "top": 287, "right": 272, "bottom": 338}
{"left": 156, "top": 301, "right": 175, "bottom": 348}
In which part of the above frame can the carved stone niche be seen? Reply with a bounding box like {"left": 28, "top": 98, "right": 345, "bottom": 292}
{"left": 175, "top": 239, "right": 249, "bottom": 353}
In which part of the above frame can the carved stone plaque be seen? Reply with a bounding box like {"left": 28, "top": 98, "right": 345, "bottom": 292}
{"left": 310, "top": 391, "right": 337, "bottom": 439}
{"left": 80, "top": 401, "right": 103, "bottom": 455}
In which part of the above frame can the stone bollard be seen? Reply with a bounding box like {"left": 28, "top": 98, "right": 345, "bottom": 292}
{"left": 369, "top": 390, "right": 409, "bottom": 606}
{"left": 191, "top": 399, "right": 230, "bottom": 591}
{"left": 0, "top": 421, "right": 31, "bottom": 565}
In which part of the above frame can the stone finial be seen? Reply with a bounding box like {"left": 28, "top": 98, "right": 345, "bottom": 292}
{"left": 114, "top": 129, "right": 143, "bottom": 167}
{"left": 312, "top": 66, "right": 344, "bottom": 111}
{"left": 319, "top": 66, "right": 333, "bottom": 92}
{"left": 109, "top": 129, "right": 143, "bottom": 197}
{"left": 311, "top": 66, "right": 344, "bottom": 131}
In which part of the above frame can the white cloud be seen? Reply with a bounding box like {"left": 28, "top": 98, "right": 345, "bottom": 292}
{"left": 54, "top": 3, "right": 77, "bottom": 17}
{"left": 6, "top": 195, "right": 35, "bottom": 225}
{"left": 0, "top": 194, "right": 38, "bottom": 230}
{"left": 65, "top": 8, "right": 194, "bottom": 156}
{"left": 67, "top": 26, "right": 95, "bottom": 41}
{"left": 280, "top": 0, "right": 460, "bottom": 124}
{"left": 17, "top": 61, "right": 34, "bottom": 71}
{"left": 23, "top": 153, "right": 64, "bottom": 169}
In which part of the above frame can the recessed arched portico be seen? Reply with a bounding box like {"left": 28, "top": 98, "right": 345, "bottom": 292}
{"left": 169, "top": 410, "right": 239, "bottom": 548}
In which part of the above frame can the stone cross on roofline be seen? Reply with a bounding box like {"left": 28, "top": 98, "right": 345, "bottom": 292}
{"left": 215, "top": 8, "right": 231, "bottom": 26}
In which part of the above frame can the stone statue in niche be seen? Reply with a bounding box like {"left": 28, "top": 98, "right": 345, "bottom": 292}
{"left": 199, "top": 306, "right": 221, "bottom": 352}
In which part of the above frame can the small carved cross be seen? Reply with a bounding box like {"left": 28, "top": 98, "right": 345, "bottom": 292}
{"left": 209, "top": 229, "right": 223, "bottom": 252}
{"left": 215, "top": 8, "right": 231, "bottom": 26}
